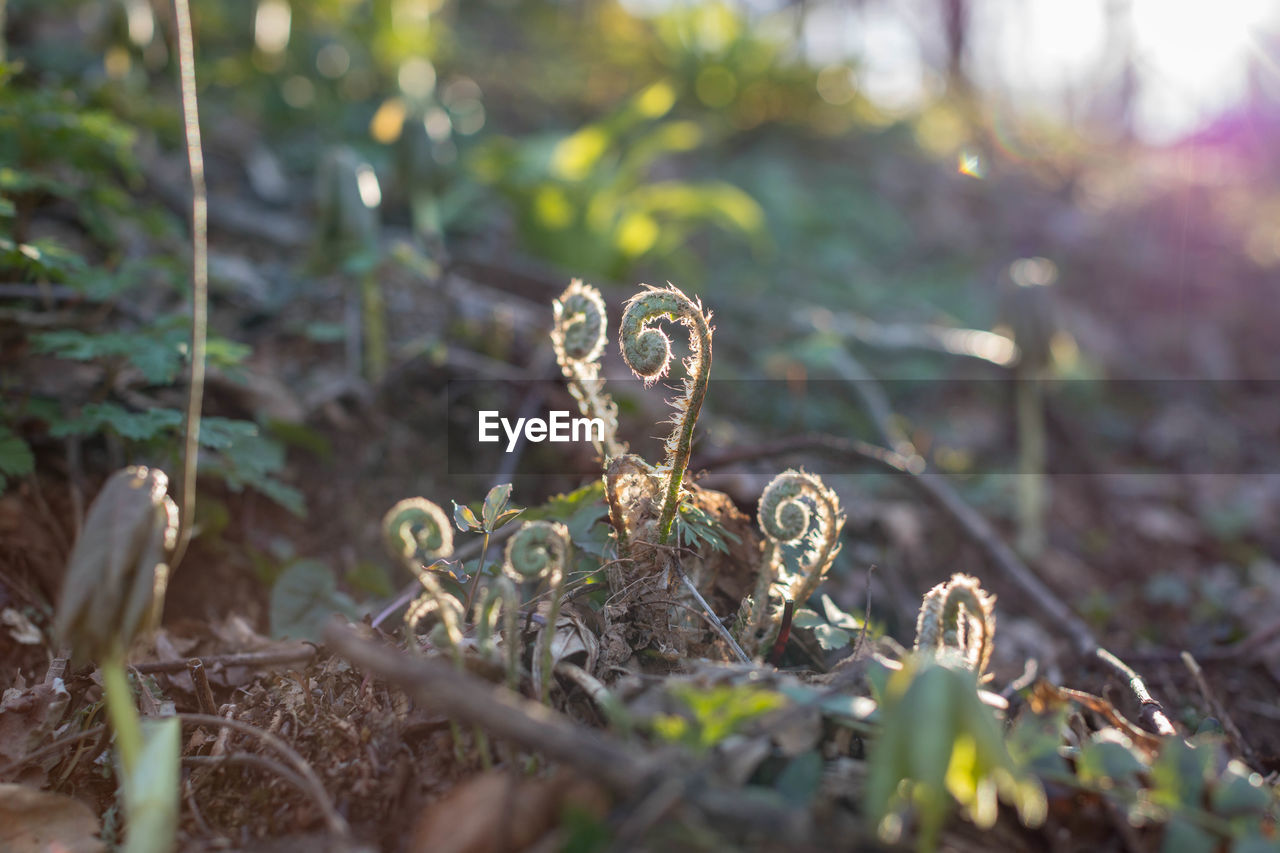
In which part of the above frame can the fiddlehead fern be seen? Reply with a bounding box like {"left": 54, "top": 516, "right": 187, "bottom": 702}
{"left": 382, "top": 497, "right": 454, "bottom": 568}
{"left": 552, "top": 279, "right": 623, "bottom": 459}
{"left": 618, "top": 283, "right": 713, "bottom": 544}
{"left": 913, "top": 573, "right": 996, "bottom": 678}
{"left": 381, "top": 498, "right": 461, "bottom": 660}
{"left": 757, "top": 468, "right": 845, "bottom": 609}
{"left": 474, "top": 577, "right": 521, "bottom": 691}
{"left": 505, "top": 520, "right": 571, "bottom": 703}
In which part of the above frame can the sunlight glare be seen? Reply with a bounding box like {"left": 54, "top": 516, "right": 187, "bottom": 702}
{"left": 355, "top": 164, "right": 382, "bottom": 208}
{"left": 254, "top": 0, "right": 291, "bottom": 56}
{"left": 1129, "top": 0, "right": 1278, "bottom": 141}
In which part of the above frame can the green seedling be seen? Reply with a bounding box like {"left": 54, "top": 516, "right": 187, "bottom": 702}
{"left": 1003, "top": 258, "right": 1057, "bottom": 560}
{"left": 54, "top": 466, "right": 181, "bottom": 853}
{"left": 454, "top": 482, "right": 525, "bottom": 611}
{"left": 314, "top": 146, "right": 386, "bottom": 384}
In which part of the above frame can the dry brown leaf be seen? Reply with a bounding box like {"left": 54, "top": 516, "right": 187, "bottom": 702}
{"left": 408, "top": 769, "right": 608, "bottom": 853}
{"left": 0, "top": 784, "right": 104, "bottom": 853}
{"left": 0, "top": 679, "right": 70, "bottom": 785}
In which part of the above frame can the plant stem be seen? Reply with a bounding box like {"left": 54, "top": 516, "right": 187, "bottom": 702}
{"left": 465, "top": 530, "right": 491, "bottom": 613}
{"left": 171, "top": 0, "right": 207, "bottom": 571}
{"left": 101, "top": 653, "right": 141, "bottom": 777}
{"left": 538, "top": 582, "right": 564, "bottom": 704}
{"left": 1016, "top": 370, "right": 1047, "bottom": 559}
{"left": 361, "top": 270, "right": 387, "bottom": 384}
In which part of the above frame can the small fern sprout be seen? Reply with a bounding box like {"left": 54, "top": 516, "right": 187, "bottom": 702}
{"left": 913, "top": 573, "right": 997, "bottom": 678}
{"left": 505, "top": 520, "right": 572, "bottom": 704}
{"left": 382, "top": 498, "right": 463, "bottom": 660}
{"left": 618, "top": 283, "right": 713, "bottom": 544}
{"left": 552, "top": 279, "right": 623, "bottom": 459}
{"left": 474, "top": 576, "right": 521, "bottom": 691}
{"left": 382, "top": 497, "right": 454, "bottom": 569}
{"left": 758, "top": 468, "right": 845, "bottom": 609}
{"left": 405, "top": 572, "right": 465, "bottom": 663}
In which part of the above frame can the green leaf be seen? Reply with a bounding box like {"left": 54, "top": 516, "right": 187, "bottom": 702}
{"left": 1152, "top": 738, "right": 1213, "bottom": 809}
{"left": 821, "top": 593, "right": 862, "bottom": 630}
{"left": 453, "top": 500, "right": 481, "bottom": 532}
{"left": 1211, "top": 762, "right": 1271, "bottom": 817}
{"left": 269, "top": 559, "right": 357, "bottom": 641}
{"left": 1160, "top": 816, "right": 1217, "bottom": 853}
{"left": 1077, "top": 732, "right": 1147, "bottom": 788}
{"left": 50, "top": 404, "right": 182, "bottom": 441}
{"left": 810, "top": 623, "right": 852, "bottom": 651}
{"left": 482, "top": 483, "right": 513, "bottom": 530}
{"left": 201, "top": 421, "right": 305, "bottom": 517}
{"left": 34, "top": 322, "right": 187, "bottom": 385}
{"left": 120, "top": 716, "right": 180, "bottom": 853}
{"left": 790, "top": 608, "right": 824, "bottom": 629}
{"left": 774, "top": 750, "right": 824, "bottom": 807}
{"left": 492, "top": 507, "right": 525, "bottom": 530}
{"left": 0, "top": 427, "right": 35, "bottom": 491}
{"left": 346, "top": 561, "right": 394, "bottom": 598}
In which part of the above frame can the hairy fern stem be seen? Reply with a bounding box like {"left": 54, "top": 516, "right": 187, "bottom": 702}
{"left": 618, "top": 283, "right": 713, "bottom": 544}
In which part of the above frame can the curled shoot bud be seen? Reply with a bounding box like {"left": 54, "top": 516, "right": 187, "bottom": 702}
{"left": 505, "top": 520, "right": 571, "bottom": 703}
{"left": 383, "top": 497, "right": 454, "bottom": 570}
{"left": 913, "top": 573, "right": 996, "bottom": 678}
{"left": 757, "top": 468, "right": 845, "bottom": 609}
{"left": 382, "top": 498, "right": 462, "bottom": 660}
{"left": 55, "top": 466, "right": 178, "bottom": 661}
{"left": 618, "top": 283, "right": 713, "bottom": 544}
{"left": 474, "top": 576, "right": 521, "bottom": 691}
{"left": 552, "top": 279, "right": 623, "bottom": 460}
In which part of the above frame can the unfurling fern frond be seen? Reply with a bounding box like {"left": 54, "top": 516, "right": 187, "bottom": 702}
{"left": 505, "top": 520, "right": 572, "bottom": 703}
{"left": 618, "top": 283, "right": 713, "bottom": 545}
{"left": 382, "top": 497, "right": 454, "bottom": 569}
{"left": 382, "top": 497, "right": 462, "bottom": 660}
{"left": 758, "top": 468, "right": 845, "bottom": 608}
{"left": 914, "top": 573, "right": 996, "bottom": 678}
{"left": 552, "top": 279, "right": 624, "bottom": 460}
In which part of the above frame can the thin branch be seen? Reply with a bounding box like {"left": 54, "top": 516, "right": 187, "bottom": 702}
{"left": 130, "top": 645, "right": 316, "bottom": 674}
{"left": 663, "top": 555, "right": 749, "bottom": 663}
{"left": 170, "top": 0, "right": 208, "bottom": 570}
{"left": 324, "top": 622, "right": 808, "bottom": 840}
{"left": 1094, "top": 648, "right": 1176, "bottom": 736}
{"left": 177, "top": 713, "right": 348, "bottom": 836}
{"left": 183, "top": 754, "right": 312, "bottom": 807}
{"left": 327, "top": 622, "right": 659, "bottom": 797}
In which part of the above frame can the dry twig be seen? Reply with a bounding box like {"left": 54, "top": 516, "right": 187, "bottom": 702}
{"left": 325, "top": 621, "right": 808, "bottom": 840}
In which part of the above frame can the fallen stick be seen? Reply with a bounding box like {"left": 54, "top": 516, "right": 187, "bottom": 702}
{"left": 130, "top": 646, "right": 316, "bottom": 674}
{"left": 324, "top": 621, "right": 809, "bottom": 840}
{"left": 1181, "top": 651, "right": 1254, "bottom": 764}
{"left": 696, "top": 433, "right": 1180, "bottom": 735}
